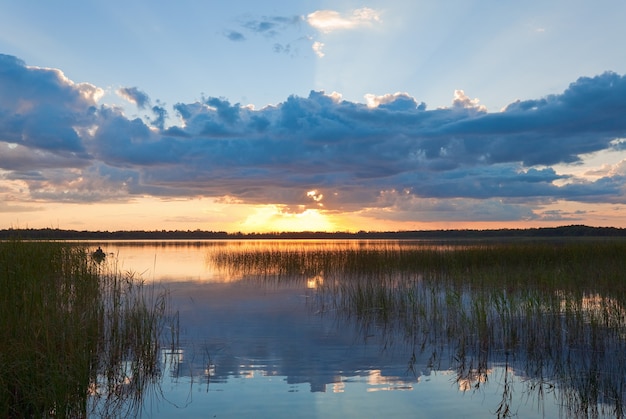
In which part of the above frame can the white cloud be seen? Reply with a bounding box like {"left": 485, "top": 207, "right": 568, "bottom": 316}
{"left": 312, "top": 41, "right": 325, "bottom": 58}
{"left": 307, "top": 8, "right": 381, "bottom": 33}
{"left": 451, "top": 90, "right": 487, "bottom": 112}
{"left": 365, "top": 92, "right": 411, "bottom": 108}
{"left": 584, "top": 159, "right": 626, "bottom": 178}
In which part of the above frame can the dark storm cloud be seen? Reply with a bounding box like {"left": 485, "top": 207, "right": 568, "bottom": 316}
{"left": 2, "top": 53, "right": 626, "bottom": 221}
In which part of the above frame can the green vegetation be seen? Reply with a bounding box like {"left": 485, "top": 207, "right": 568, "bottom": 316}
{"left": 210, "top": 239, "right": 626, "bottom": 418}
{"left": 0, "top": 240, "right": 170, "bottom": 418}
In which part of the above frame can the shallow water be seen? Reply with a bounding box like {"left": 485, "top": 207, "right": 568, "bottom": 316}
{"left": 88, "top": 240, "right": 621, "bottom": 418}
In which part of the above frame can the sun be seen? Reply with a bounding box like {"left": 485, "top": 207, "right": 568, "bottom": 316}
{"left": 241, "top": 205, "right": 336, "bottom": 232}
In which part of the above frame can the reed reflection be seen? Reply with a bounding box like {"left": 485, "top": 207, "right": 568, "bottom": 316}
{"left": 207, "top": 239, "right": 626, "bottom": 418}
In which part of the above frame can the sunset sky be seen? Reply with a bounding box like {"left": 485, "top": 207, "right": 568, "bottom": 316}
{"left": 1, "top": 1, "right": 626, "bottom": 232}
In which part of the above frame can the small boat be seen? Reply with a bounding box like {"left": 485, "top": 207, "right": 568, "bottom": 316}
{"left": 92, "top": 246, "right": 106, "bottom": 262}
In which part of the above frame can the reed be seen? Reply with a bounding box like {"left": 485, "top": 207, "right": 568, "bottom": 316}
{"left": 0, "top": 239, "right": 169, "bottom": 418}
{"left": 209, "top": 239, "right": 626, "bottom": 417}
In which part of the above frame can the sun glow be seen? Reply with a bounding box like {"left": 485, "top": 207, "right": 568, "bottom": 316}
{"left": 306, "top": 189, "right": 324, "bottom": 204}
{"left": 306, "top": 275, "right": 324, "bottom": 289}
{"left": 241, "top": 205, "right": 335, "bottom": 232}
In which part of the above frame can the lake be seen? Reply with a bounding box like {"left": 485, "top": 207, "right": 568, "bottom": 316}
{"left": 88, "top": 239, "right": 626, "bottom": 418}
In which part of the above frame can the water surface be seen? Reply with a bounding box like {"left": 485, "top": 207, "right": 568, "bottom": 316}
{"left": 90, "top": 240, "right": 624, "bottom": 418}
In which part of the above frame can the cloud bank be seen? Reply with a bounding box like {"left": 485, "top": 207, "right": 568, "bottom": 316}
{"left": 1, "top": 53, "right": 626, "bottom": 223}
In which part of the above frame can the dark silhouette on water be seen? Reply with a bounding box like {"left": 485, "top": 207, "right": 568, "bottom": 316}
{"left": 92, "top": 246, "right": 106, "bottom": 263}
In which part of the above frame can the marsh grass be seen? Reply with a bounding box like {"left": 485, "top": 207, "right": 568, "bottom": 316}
{"left": 0, "top": 240, "right": 169, "bottom": 418}
{"left": 210, "top": 239, "right": 626, "bottom": 417}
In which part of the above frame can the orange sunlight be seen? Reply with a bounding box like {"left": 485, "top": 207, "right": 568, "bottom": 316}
{"left": 240, "top": 205, "right": 336, "bottom": 232}
{"left": 4, "top": 195, "right": 626, "bottom": 234}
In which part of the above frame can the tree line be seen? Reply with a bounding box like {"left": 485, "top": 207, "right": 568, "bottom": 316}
{"left": 2, "top": 225, "right": 626, "bottom": 240}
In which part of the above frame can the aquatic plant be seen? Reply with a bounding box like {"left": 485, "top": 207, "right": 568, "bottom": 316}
{"left": 208, "top": 239, "right": 626, "bottom": 417}
{"left": 0, "top": 240, "right": 170, "bottom": 417}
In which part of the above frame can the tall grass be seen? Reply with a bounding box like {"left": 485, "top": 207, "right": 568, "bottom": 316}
{"left": 0, "top": 239, "right": 169, "bottom": 418}
{"left": 209, "top": 239, "right": 626, "bottom": 417}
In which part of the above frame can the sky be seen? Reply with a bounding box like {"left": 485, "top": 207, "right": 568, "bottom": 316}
{"left": 1, "top": 1, "right": 626, "bottom": 233}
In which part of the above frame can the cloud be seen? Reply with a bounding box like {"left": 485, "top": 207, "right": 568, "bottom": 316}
{"left": 0, "top": 54, "right": 97, "bottom": 157}
{"left": 0, "top": 143, "right": 90, "bottom": 171}
{"left": 223, "top": 15, "right": 306, "bottom": 55}
{"left": 223, "top": 9, "right": 381, "bottom": 57}
{"left": 150, "top": 102, "right": 168, "bottom": 130}
{"left": 225, "top": 15, "right": 302, "bottom": 42}
{"left": 242, "top": 15, "right": 301, "bottom": 36}
{"left": 584, "top": 159, "right": 626, "bottom": 178}
{"left": 312, "top": 41, "right": 325, "bottom": 58}
{"left": 0, "top": 200, "right": 40, "bottom": 213}
{"left": 2, "top": 54, "right": 626, "bottom": 223}
{"left": 365, "top": 92, "right": 426, "bottom": 111}
{"left": 224, "top": 30, "right": 246, "bottom": 41}
{"left": 307, "top": 8, "right": 381, "bottom": 33}
{"left": 117, "top": 87, "right": 151, "bottom": 109}
{"left": 364, "top": 194, "right": 539, "bottom": 222}
{"left": 273, "top": 43, "right": 291, "bottom": 54}
{"left": 451, "top": 90, "right": 487, "bottom": 112}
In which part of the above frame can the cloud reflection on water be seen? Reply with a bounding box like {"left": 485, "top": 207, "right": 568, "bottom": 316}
{"left": 100, "top": 240, "right": 626, "bottom": 418}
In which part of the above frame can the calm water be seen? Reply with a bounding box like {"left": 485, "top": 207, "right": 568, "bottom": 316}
{"left": 88, "top": 240, "right": 618, "bottom": 418}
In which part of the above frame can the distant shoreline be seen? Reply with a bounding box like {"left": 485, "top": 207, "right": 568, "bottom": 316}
{"left": 2, "top": 225, "right": 626, "bottom": 240}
